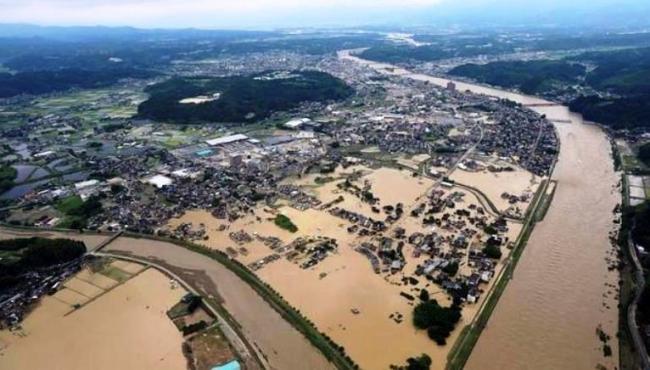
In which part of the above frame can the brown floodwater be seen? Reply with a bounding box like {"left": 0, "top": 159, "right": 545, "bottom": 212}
{"left": 0, "top": 268, "right": 187, "bottom": 370}
{"left": 341, "top": 50, "right": 620, "bottom": 370}
{"left": 168, "top": 166, "right": 524, "bottom": 369}
{"left": 105, "top": 237, "right": 336, "bottom": 370}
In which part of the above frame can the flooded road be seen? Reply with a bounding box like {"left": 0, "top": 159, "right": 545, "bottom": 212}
{"left": 341, "top": 51, "right": 620, "bottom": 370}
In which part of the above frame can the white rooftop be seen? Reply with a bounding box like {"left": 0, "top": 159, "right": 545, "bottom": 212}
{"left": 294, "top": 131, "right": 315, "bottom": 139}
{"left": 284, "top": 118, "right": 311, "bottom": 128}
{"left": 107, "top": 177, "right": 126, "bottom": 185}
{"left": 34, "top": 150, "right": 55, "bottom": 158}
{"left": 171, "top": 169, "right": 199, "bottom": 178}
{"left": 146, "top": 174, "right": 173, "bottom": 188}
{"left": 206, "top": 134, "right": 249, "bottom": 146}
{"left": 74, "top": 179, "right": 99, "bottom": 190}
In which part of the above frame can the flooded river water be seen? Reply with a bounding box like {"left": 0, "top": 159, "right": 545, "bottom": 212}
{"left": 341, "top": 51, "right": 620, "bottom": 370}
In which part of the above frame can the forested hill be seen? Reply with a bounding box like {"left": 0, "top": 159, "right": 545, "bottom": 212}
{"left": 574, "top": 47, "right": 650, "bottom": 95}
{"left": 569, "top": 95, "right": 650, "bottom": 130}
{"left": 567, "top": 47, "right": 650, "bottom": 130}
{"left": 448, "top": 60, "right": 585, "bottom": 95}
{"left": 0, "top": 68, "right": 155, "bottom": 98}
{"left": 137, "top": 70, "right": 353, "bottom": 124}
{"left": 447, "top": 47, "right": 650, "bottom": 130}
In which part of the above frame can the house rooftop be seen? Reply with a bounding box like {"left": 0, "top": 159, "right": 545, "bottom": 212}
{"left": 211, "top": 360, "right": 241, "bottom": 370}
{"left": 146, "top": 174, "right": 173, "bottom": 188}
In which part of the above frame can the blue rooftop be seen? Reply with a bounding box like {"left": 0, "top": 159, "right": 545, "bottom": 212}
{"left": 211, "top": 360, "right": 241, "bottom": 370}
{"left": 195, "top": 149, "right": 214, "bottom": 157}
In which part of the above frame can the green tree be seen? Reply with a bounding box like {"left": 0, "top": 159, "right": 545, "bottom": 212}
{"left": 274, "top": 214, "right": 298, "bottom": 233}
{"left": 0, "top": 165, "right": 17, "bottom": 193}
{"left": 406, "top": 354, "right": 432, "bottom": 370}
{"left": 483, "top": 244, "right": 502, "bottom": 259}
{"left": 639, "top": 142, "right": 650, "bottom": 167}
{"left": 442, "top": 261, "right": 459, "bottom": 276}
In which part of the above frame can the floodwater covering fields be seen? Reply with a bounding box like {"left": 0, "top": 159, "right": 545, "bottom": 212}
{"left": 168, "top": 164, "right": 527, "bottom": 369}
{"left": 0, "top": 263, "right": 187, "bottom": 370}
{"left": 105, "top": 236, "right": 336, "bottom": 370}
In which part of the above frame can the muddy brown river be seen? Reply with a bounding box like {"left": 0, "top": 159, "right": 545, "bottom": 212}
{"left": 341, "top": 50, "right": 620, "bottom": 370}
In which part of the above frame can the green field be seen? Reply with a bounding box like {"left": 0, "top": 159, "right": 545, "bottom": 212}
{"left": 622, "top": 155, "right": 646, "bottom": 171}
{"left": 56, "top": 195, "right": 85, "bottom": 214}
{"left": 9, "top": 86, "right": 148, "bottom": 128}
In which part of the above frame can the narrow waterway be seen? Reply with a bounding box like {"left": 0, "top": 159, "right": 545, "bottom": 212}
{"left": 341, "top": 50, "right": 621, "bottom": 370}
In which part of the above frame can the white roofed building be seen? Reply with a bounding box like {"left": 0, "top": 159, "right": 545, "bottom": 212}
{"left": 284, "top": 118, "right": 311, "bottom": 130}
{"left": 206, "top": 134, "right": 249, "bottom": 146}
{"left": 146, "top": 174, "right": 173, "bottom": 188}
{"left": 74, "top": 179, "right": 99, "bottom": 191}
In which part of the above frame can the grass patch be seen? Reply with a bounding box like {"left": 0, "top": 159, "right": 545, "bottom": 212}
{"left": 619, "top": 259, "right": 641, "bottom": 370}
{"left": 314, "top": 176, "right": 335, "bottom": 185}
{"left": 98, "top": 265, "right": 132, "bottom": 283}
{"left": 167, "top": 294, "right": 201, "bottom": 319}
{"left": 185, "top": 325, "right": 237, "bottom": 370}
{"left": 534, "top": 181, "right": 557, "bottom": 221}
{"left": 56, "top": 195, "right": 84, "bottom": 214}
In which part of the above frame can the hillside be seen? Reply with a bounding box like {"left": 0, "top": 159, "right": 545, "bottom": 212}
{"left": 448, "top": 60, "right": 586, "bottom": 95}
{"left": 0, "top": 68, "right": 154, "bottom": 98}
{"left": 137, "top": 70, "right": 353, "bottom": 124}
{"left": 569, "top": 95, "right": 650, "bottom": 130}
{"left": 568, "top": 47, "right": 650, "bottom": 130}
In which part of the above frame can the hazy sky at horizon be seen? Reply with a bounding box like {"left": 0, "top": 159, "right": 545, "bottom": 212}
{"left": 0, "top": 0, "right": 648, "bottom": 29}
